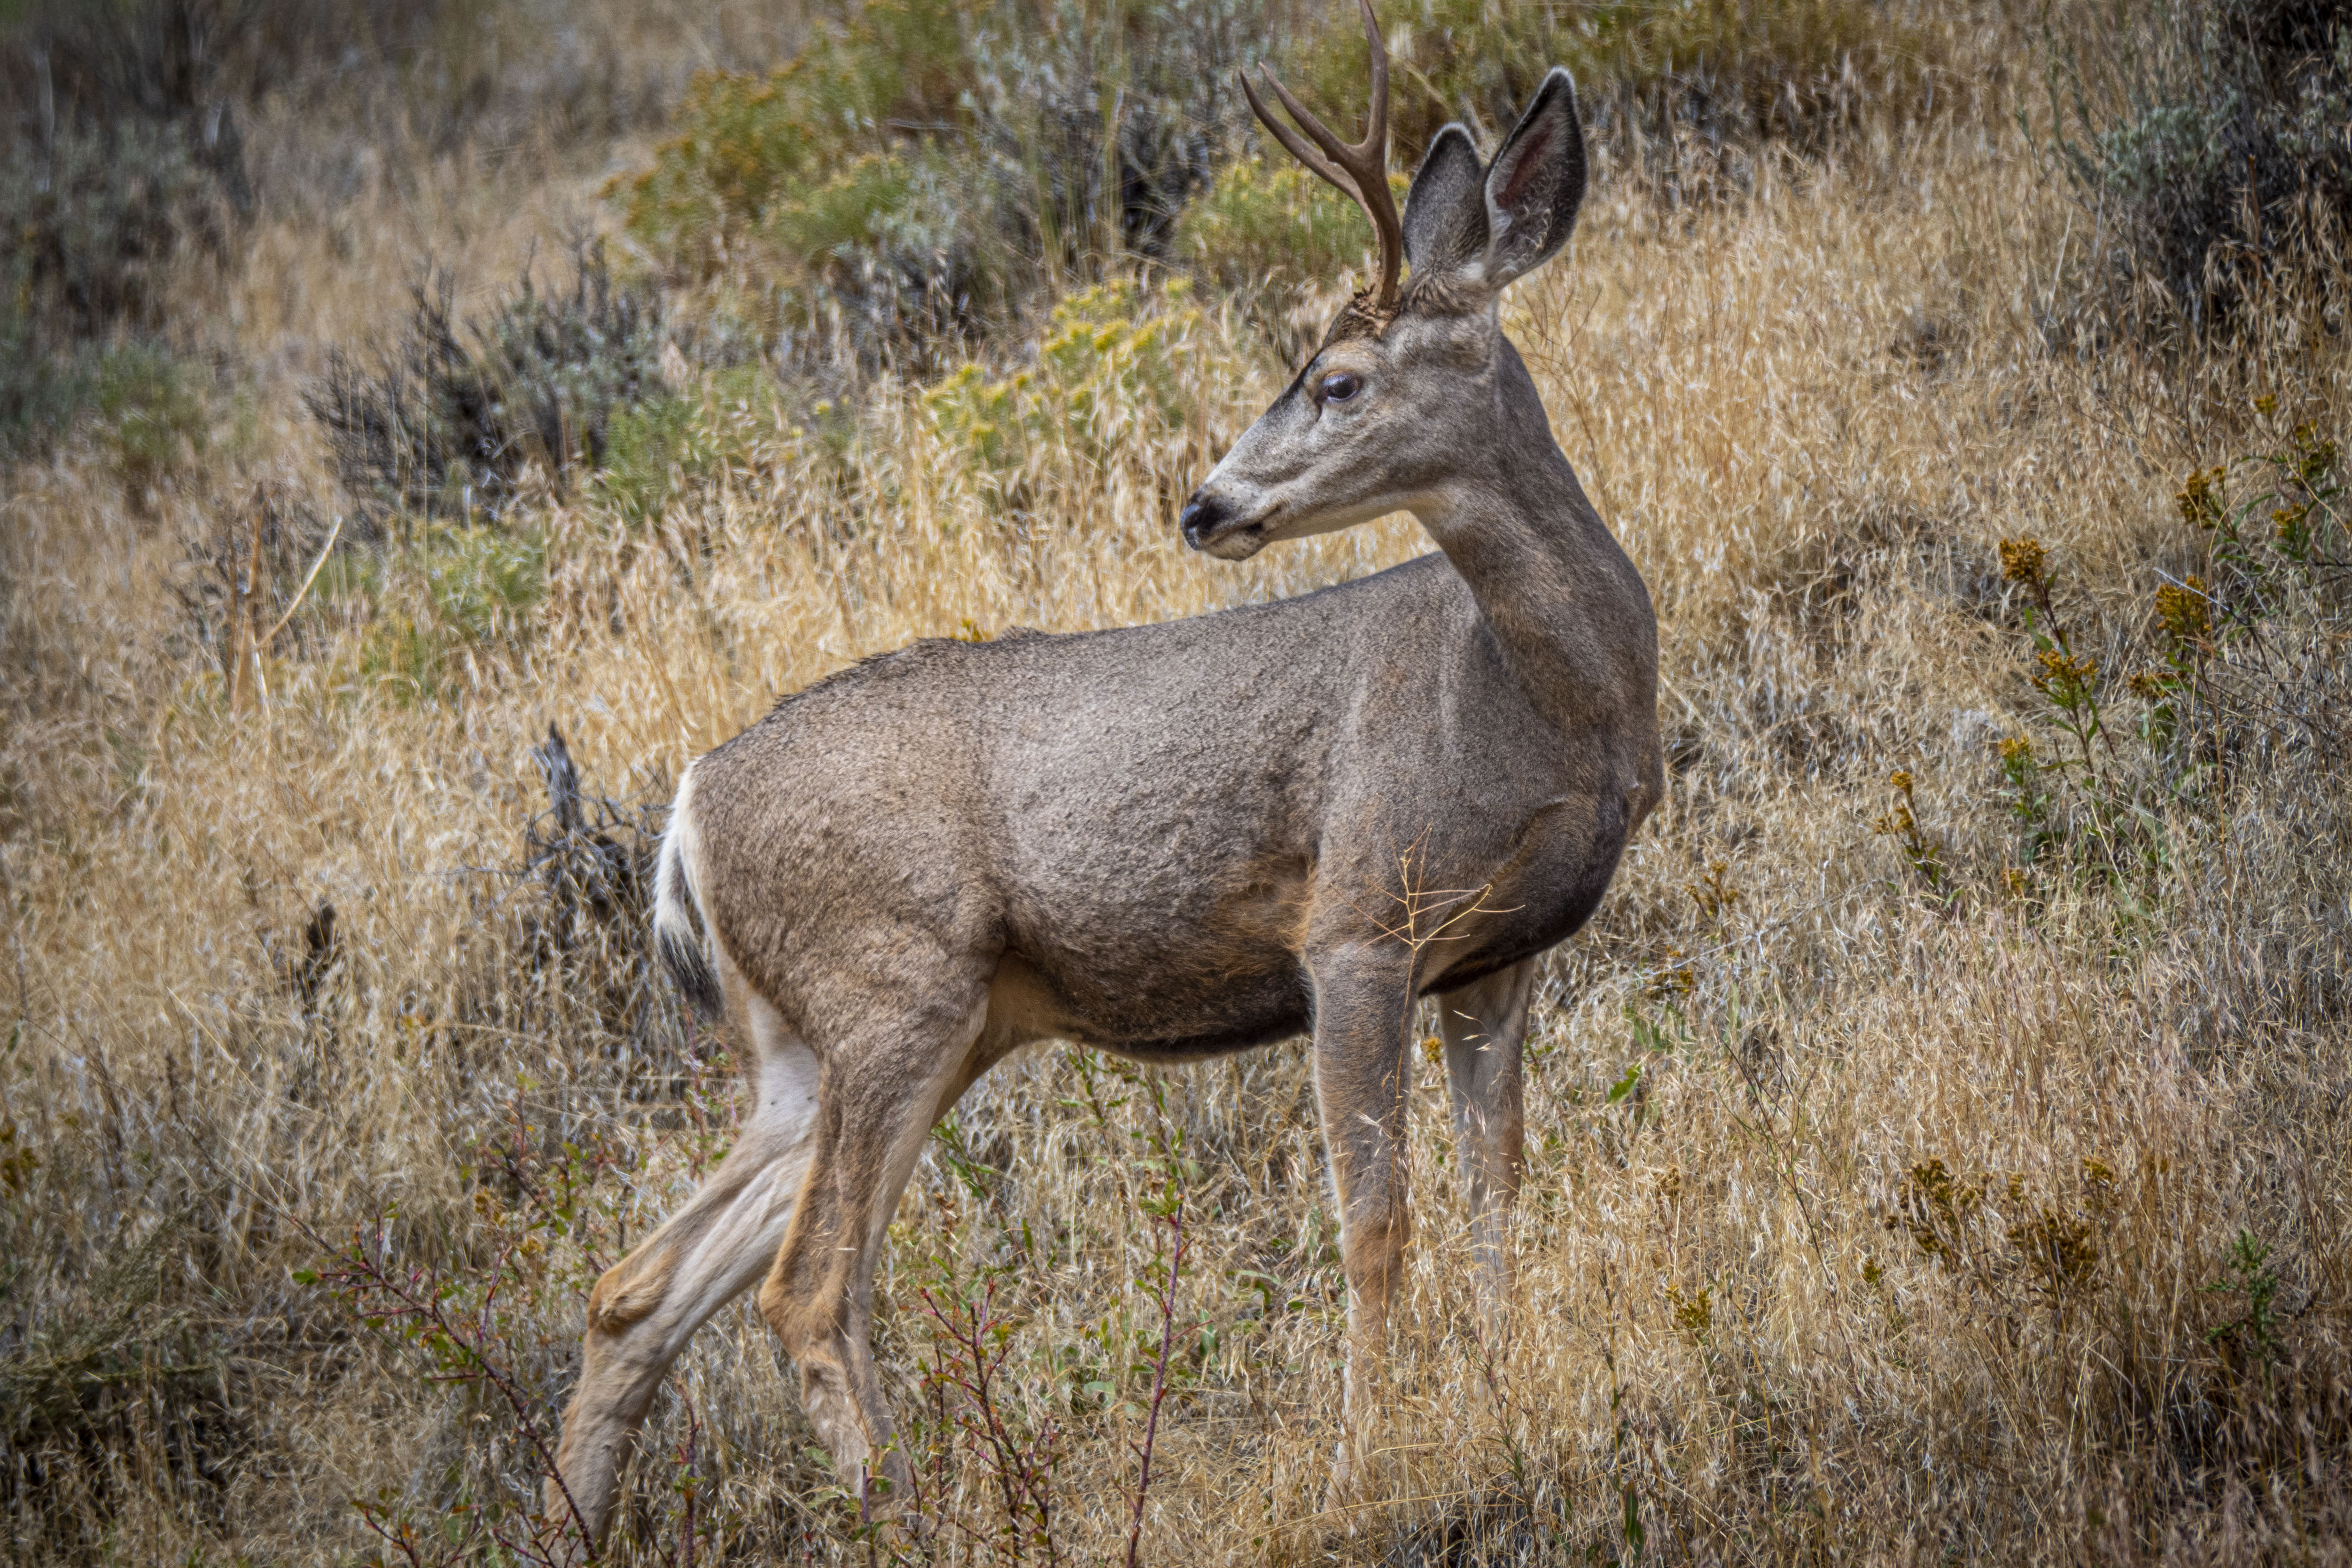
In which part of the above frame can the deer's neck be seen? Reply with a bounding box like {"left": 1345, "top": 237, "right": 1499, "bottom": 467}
{"left": 1413, "top": 347, "right": 1656, "bottom": 744}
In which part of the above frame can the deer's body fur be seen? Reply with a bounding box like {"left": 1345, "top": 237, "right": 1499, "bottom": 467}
{"left": 553, "top": 18, "right": 1659, "bottom": 1543}
{"left": 680, "top": 530, "right": 1648, "bottom": 1063}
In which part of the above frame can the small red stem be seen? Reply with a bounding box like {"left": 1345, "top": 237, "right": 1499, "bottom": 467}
{"left": 1124, "top": 1197, "right": 1186, "bottom": 1568}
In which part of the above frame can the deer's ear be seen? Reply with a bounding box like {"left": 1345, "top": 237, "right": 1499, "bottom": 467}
{"left": 1402, "top": 122, "right": 1488, "bottom": 285}
{"left": 1481, "top": 68, "right": 1587, "bottom": 289}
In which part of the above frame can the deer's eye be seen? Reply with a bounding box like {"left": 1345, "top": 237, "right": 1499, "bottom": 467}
{"left": 1318, "top": 371, "right": 1362, "bottom": 404}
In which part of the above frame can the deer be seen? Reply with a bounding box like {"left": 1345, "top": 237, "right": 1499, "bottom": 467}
{"left": 549, "top": 1, "right": 1660, "bottom": 1543}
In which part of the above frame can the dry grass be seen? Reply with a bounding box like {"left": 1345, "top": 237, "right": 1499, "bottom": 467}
{"left": 7, "top": 5, "right": 2352, "bottom": 1562}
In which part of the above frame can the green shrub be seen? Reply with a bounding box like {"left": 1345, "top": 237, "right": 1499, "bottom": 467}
{"left": 350, "top": 524, "right": 548, "bottom": 699}
{"left": 610, "top": 0, "right": 1019, "bottom": 358}
{"left": 474, "top": 253, "right": 667, "bottom": 479}
{"left": 0, "top": 330, "right": 221, "bottom": 480}
{"left": 614, "top": 0, "right": 971, "bottom": 275}
{"left": 594, "top": 365, "right": 785, "bottom": 525}
{"left": 93, "top": 345, "right": 213, "bottom": 489}
{"left": 2046, "top": 0, "right": 2352, "bottom": 335}
{"left": 420, "top": 524, "right": 545, "bottom": 642}
{"left": 1287, "top": 0, "right": 1942, "bottom": 164}
{"left": 596, "top": 395, "right": 703, "bottom": 526}
{"left": 307, "top": 247, "right": 666, "bottom": 524}
{"left": 613, "top": 0, "right": 1259, "bottom": 355}
{"left": 925, "top": 278, "right": 1200, "bottom": 480}
{"left": 1170, "top": 157, "right": 1403, "bottom": 296}
{"left": 614, "top": 0, "right": 1948, "bottom": 369}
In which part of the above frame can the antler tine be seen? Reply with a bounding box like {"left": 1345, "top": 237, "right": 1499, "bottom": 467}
{"left": 1238, "top": 71, "right": 1356, "bottom": 197}
{"left": 1238, "top": 0, "right": 1402, "bottom": 313}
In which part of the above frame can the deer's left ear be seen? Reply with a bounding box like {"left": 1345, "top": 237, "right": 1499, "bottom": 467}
{"left": 1480, "top": 68, "right": 1587, "bottom": 289}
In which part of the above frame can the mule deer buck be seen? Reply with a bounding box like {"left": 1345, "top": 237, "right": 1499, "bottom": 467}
{"left": 551, "top": 1, "right": 1659, "bottom": 1540}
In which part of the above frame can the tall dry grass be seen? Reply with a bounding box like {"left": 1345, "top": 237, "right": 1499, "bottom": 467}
{"left": 6, "top": 7, "right": 2352, "bottom": 1563}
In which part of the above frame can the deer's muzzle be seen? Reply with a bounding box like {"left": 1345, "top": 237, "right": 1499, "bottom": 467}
{"left": 1179, "top": 489, "right": 1275, "bottom": 559}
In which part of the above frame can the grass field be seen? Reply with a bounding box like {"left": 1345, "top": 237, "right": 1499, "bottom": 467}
{"left": 6, "top": 1, "right": 2352, "bottom": 1561}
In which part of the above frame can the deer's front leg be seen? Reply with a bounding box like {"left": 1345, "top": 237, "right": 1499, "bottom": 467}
{"left": 1307, "top": 944, "right": 1417, "bottom": 1484}
{"left": 1435, "top": 959, "right": 1534, "bottom": 1324}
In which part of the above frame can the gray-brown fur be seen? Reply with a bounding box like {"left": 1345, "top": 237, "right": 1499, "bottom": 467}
{"left": 550, "top": 52, "right": 1660, "bottom": 1543}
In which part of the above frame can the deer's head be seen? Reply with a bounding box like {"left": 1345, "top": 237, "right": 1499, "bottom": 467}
{"left": 1180, "top": 1, "right": 1588, "bottom": 561}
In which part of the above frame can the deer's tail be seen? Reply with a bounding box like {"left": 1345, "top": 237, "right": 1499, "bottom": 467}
{"left": 653, "top": 761, "right": 724, "bottom": 1021}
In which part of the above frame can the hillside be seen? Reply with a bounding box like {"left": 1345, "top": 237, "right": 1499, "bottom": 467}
{"left": 5, "top": 1, "right": 2352, "bottom": 1561}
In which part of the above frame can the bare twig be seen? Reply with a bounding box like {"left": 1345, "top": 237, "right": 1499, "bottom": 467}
{"left": 257, "top": 510, "right": 346, "bottom": 648}
{"left": 315, "top": 1219, "right": 601, "bottom": 1564}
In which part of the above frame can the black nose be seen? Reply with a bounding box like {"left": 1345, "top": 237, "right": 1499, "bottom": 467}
{"left": 1179, "top": 492, "right": 1226, "bottom": 546}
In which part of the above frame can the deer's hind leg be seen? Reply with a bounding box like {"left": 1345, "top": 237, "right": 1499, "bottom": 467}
{"left": 756, "top": 981, "right": 992, "bottom": 1508}
{"left": 550, "top": 983, "right": 821, "bottom": 1546}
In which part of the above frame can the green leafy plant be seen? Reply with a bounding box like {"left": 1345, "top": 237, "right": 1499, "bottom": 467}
{"left": 2042, "top": 0, "right": 2352, "bottom": 336}
{"left": 1871, "top": 769, "right": 1952, "bottom": 900}
{"left": 308, "top": 249, "right": 665, "bottom": 524}
{"left": 348, "top": 524, "right": 546, "bottom": 701}
{"left": 2203, "top": 1229, "right": 2283, "bottom": 1369}
{"left": 924, "top": 279, "right": 1203, "bottom": 484}
{"left": 2174, "top": 405, "right": 2345, "bottom": 605}
{"left": 1289, "top": 0, "right": 1944, "bottom": 171}
{"left": 1991, "top": 538, "right": 2159, "bottom": 890}
{"left": 1996, "top": 403, "right": 2347, "bottom": 898}
{"left": 93, "top": 344, "right": 214, "bottom": 492}
{"left": 1170, "top": 156, "right": 1400, "bottom": 297}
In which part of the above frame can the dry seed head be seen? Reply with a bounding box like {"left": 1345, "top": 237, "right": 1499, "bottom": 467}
{"left": 2008, "top": 1206, "right": 2099, "bottom": 1297}
{"left": 1892, "top": 1159, "right": 1985, "bottom": 1264}
{"left": 1665, "top": 1284, "right": 1713, "bottom": 1342}
{"left": 1998, "top": 536, "right": 2047, "bottom": 586}
{"left": 2176, "top": 467, "right": 2225, "bottom": 530}
{"left": 1646, "top": 949, "right": 1697, "bottom": 1001}
{"left": 2155, "top": 576, "right": 2210, "bottom": 644}
{"left": 1650, "top": 968, "right": 1696, "bottom": 1001}
{"left": 1687, "top": 860, "right": 1740, "bottom": 919}
{"left": 2032, "top": 648, "right": 2097, "bottom": 696}
{"left": 2296, "top": 427, "right": 2337, "bottom": 485}
{"left": 1908, "top": 1159, "right": 1979, "bottom": 1213}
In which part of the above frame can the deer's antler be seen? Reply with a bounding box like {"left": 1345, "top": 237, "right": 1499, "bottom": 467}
{"left": 1240, "top": 0, "right": 1402, "bottom": 318}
